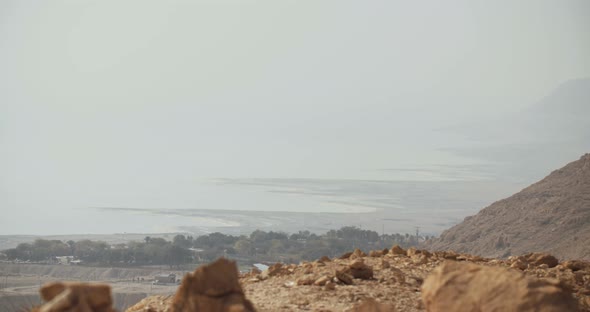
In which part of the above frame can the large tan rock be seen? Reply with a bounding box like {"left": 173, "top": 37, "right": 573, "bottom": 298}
{"left": 350, "top": 248, "right": 367, "bottom": 259}
{"left": 339, "top": 251, "right": 354, "bottom": 259}
{"left": 433, "top": 250, "right": 458, "bottom": 260}
{"left": 369, "top": 250, "right": 384, "bottom": 257}
{"left": 297, "top": 276, "right": 315, "bottom": 286}
{"left": 406, "top": 247, "right": 419, "bottom": 257}
{"left": 314, "top": 275, "right": 332, "bottom": 286}
{"left": 390, "top": 245, "right": 406, "bottom": 256}
{"left": 171, "top": 258, "right": 256, "bottom": 312}
{"left": 335, "top": 269, "right": 354, "bottom": 285}
{"left": 260, "top": 263, "right": 291, "bottom": 279}
{"left": 346, "top": 298, "right": 396, "bottom": 311}
{"left": 562, "top": 260, "right": 590, "bottom": 272}
{"left": 422, "top": 261, "right": 579, "bottom": 312}
{"left": 126, "top": 295, "right": 173, "bottom": 312}
{"left": 36, "top": 282, "right": 114, "bottom": 312}
{"left": 510, "top": 259, "right": 528, "bottom": 271}
{"left": 525, "top": 253, "right": 559, "bottom": 268}
{"left": 346, "top": 259, "right": 374, "bottom": 280}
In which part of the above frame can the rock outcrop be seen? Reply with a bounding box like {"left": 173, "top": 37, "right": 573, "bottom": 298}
{"left": 34, "top": 282, "right": 114, "bottom": 312}
{"left": 425, "top": 153, "right": 590, "bottom": 260}
{"left": 345, "top": 259, "right": 374, "bottom": 280}
{"left": 347, "top": 298, "right": 397, "bottom": 311}
{"left": 170, "top": 258, "right": 255, "bottom": 312}
{"left": 126, "top": 295, "right": 172, "bottom": 312}
{"left": 421, "top": 261, "right": 579, "bottom": 312}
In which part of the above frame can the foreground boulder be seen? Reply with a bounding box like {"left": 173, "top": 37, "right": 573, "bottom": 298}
{"left": 346, "top": 259, "right": 374, "bottom": 280}
{"left": 562, "top": 260, "right": 590, "bottom": 272}
{"left": 260, "top": 263, "right": 292, "bottom": 279}
{"left": 421, "top": 261, "right": 579, "bottom": 312}
{"left": 390, "top": 245, "right": 405, "bottom": 256}
{"left": 346, "top": 298, "right": 396, "bottom": 311}
{"left": 171, "top": 258, "right": 256, "bottom": 312}
{"left": 524, "top": 252, "right": 559, "bottom": 268}
{"left": 35, "top": 282, "right": 114, "bottom": 312}
{"left": 126, "top": 295, "right": 172, "bottom": 312}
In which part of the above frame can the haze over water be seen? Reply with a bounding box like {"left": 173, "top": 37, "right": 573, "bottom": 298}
{"left": 1, "top": 1, "right": 589, "bottom": 236}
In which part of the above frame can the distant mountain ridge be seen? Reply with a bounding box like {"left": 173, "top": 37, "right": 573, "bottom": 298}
{"left": 527, "top": 77, "right": 590, "bottom": 115}
{"left": 441, "top": 78, "right": 590, "bottom": 183}
{"left": 425, "top": 153, "right": 590, "bottom": 260}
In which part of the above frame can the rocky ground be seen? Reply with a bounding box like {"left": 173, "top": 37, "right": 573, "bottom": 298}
{"left": 31, "top": 245, "right": 590, "bottom": 312}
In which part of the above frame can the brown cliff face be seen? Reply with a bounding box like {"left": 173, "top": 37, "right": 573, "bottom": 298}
{"left": 426, "top": 153, "right": 590, "bottom": 260}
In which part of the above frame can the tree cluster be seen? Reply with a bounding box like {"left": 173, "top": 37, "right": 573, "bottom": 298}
{"left": 4, "top": 238, "right": 191, "bottom": 267}
{"left": 197, "top": 226, "right": 422, "bottom": 262}
{"left": 3, "top": 226, "right": 424, "bottom": 266}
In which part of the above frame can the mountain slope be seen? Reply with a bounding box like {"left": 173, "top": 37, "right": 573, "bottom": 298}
{"left": 426, "top": 154, "right": 590, "bottom": 260}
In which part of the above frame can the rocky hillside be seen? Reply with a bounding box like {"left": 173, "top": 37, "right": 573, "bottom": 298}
{"left": 33, "top": 246, "right": 590, "bottom": 311}
{"left": 426, "top": 153, "right": 590, "bottom": 260}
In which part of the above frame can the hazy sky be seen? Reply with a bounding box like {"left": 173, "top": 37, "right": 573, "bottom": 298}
{"left": 1, "top": 1, "right": 589, "bottom": 234}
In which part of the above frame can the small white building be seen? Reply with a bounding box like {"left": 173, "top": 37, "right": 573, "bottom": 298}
{"left": 55, "top": 256, "right": 74, "bottom": 265}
